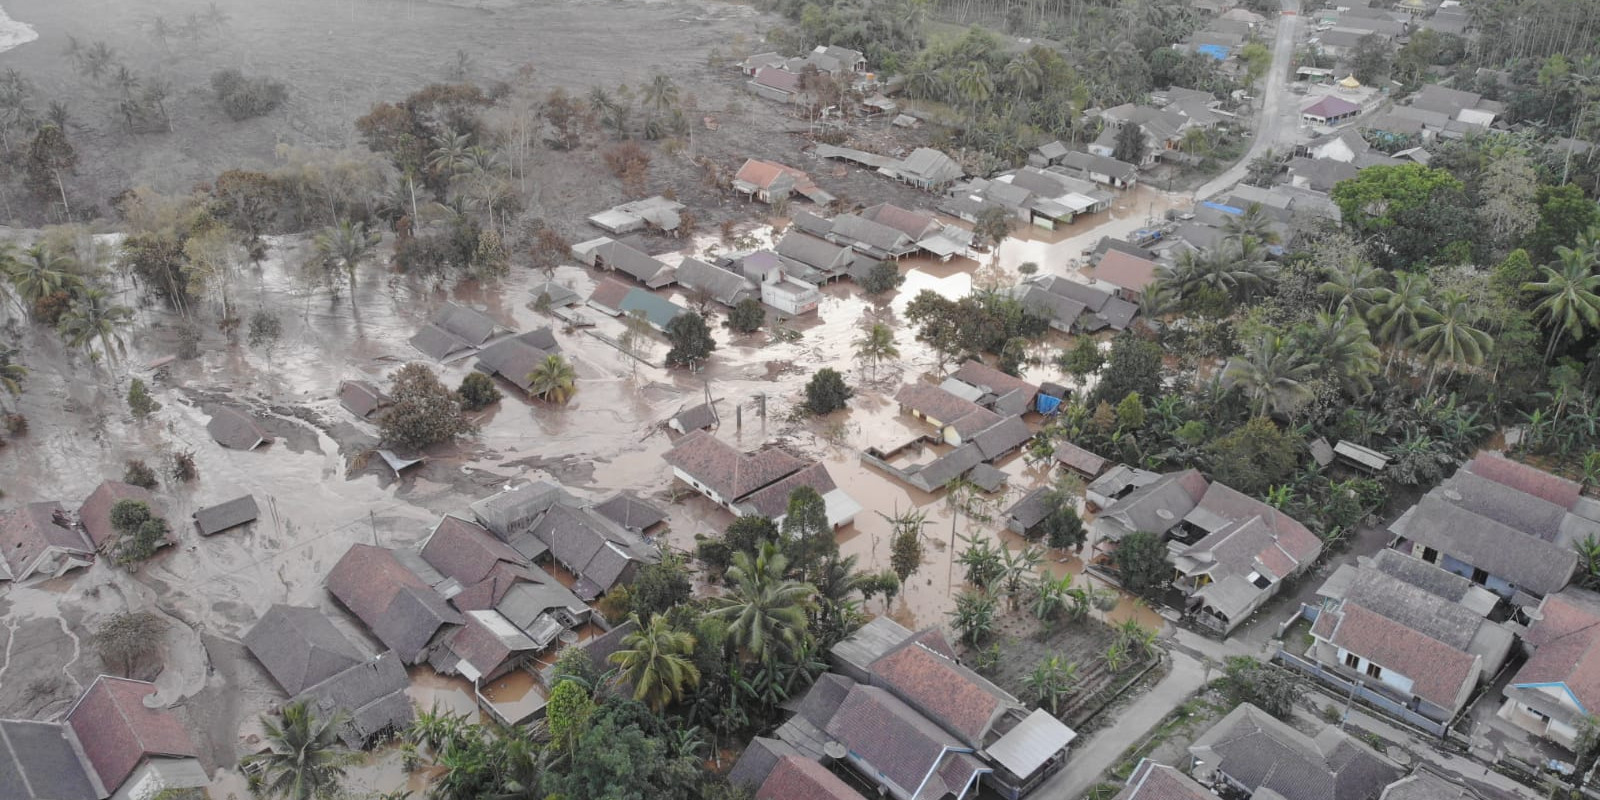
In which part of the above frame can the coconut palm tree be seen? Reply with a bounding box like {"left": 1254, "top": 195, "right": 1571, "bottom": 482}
{"left": 241, "top": 700, "right": 359, "bottom": 800}
{"left": 427, "top": 132, "right": 475, "bottom": 177}
{"left": 853, "top": 322, "right": 898, "bottom": 382}
{"left": 955, "top": 62, "right": 994, "bottom": 112}
{"left": 1301, "top": 310, "right": 1380, "bottom": 397}
{"left": 707, "top": 543, "right": 815, "bottom": 663}
{"left": 642, "top": 73, "right": 679, "bottom": 117}
{"left": 1318, "top": 256, "right": 1383, "bottom": 316}
{"left": 1224, "top": 333, "right": 1317, "bottom": 417}
{"left": 1415, "top": 290, "right": 1493, "bottom": 387}
{"left": 1368, "top": 271, "right": 1436, "bottom": 369}
{"left": 1525, "top": 239, "right": 1600, "bottom": 363}
{"left": 0, "top": 345, "right": 25, "bottom": 411}
{"left": 57, "top": 286, "right": 133, "bottom": 366}
{"left": 1003, "top": 53, "right": 1043, "bottom": 100}
{"left": 525, "top": 354, "right": 577, "bottom": 404}
{"left": 9, "top": 244, "right": 75, "bottom": 316}
{"left": 609, "top": 613, "right": 701, "bottom": 712}
{"left": 1221, "top": 203, "right": 1281, "bottom": 246}
{"left": 314, "top": 220, "right": 381, "bottom": 297}
{"left": 111, "top": 65, "right": 139, "bottom": 101}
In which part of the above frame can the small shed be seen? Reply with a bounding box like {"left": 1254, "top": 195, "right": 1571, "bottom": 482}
{"left": 207, "top": 407, "right": 269, "bottom": 450}
{"left": 1004, "top": 487, "right": 1054, "bottom": 536}
{"left": 593, "top": 493, "right": 667, "bottom": 535}
{"left": 530, "top": 281, "right": 581, "bottom": 309}
{"left": 967, "top": 463, "right": 1008, "bottom": 494}
{"left": 194, "top": 495, "right": 259, "bottom": 536}
{"left": 376, "top": 450, "right": 424, "bottom": 475}
{"left": 1309, "top": 437, "right": 1336, "bottom": 468}
{"left": 1052, "top": 442, "right": 1109, "bottom": 479}
{"left": 668, "top": 402, "right": 719, "bottom": 434}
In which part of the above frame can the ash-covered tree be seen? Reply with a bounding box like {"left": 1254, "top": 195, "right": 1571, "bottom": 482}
{"left": 803, "top": 367, "right": 853, "bottom": 415}
{"left": 1218, "top": 656, "right": 1299, "bottom": 719}
{"left": 378, "top": 363, "right": 474, "bottom": 449}
{"left": 664, "top": 312, "right": 716, "bottom": 368}
{"left": 726, "top": 298, "right": 765, "bottom": 333}
{"left": 1112, "top": 530, "right": 1168, "bottom": 597}
{"left": 860, "top": 260, "right": 904, "bottom": 295}
{"left": 94, "top": 611, "right": 166, "bottom": 677}
{"left": 127, "top": 378, "right": 160, "bottom": 418}
{"left": 457, "top": 372, "right": 502, "bottom": 411}
{"left": 1112, "top": 123, "right": 1147, "bottom": 165}
{"left": 108, "top": 499, "right": 169, "bottom": 567}
{"left": 25, "top": 124, "right": 76, "bottom": 217}
{"left": 123, "top": 459, "right": 158, "bottom": 489}
{"left": 1039, "top": 490, "right": 1087, "bottom": 552}
{"left": 974, "top": 205, "right": 1015, "bottom": 250}
{"left": 1058, "top": 336, "right": 1104, "bottom": 388}
{"left": 888, "top": 508, "right": 927, "bottom": 582}
{"left": 246, "top": 309, "right": 281, "bottom": 361}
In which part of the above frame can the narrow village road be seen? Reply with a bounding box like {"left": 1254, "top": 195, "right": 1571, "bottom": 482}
{"left": 1031, "top": 651, "right": 1211, "bottom": 800}
{"left": 1195, "top": 0, "right": 1303, "bottom": 200}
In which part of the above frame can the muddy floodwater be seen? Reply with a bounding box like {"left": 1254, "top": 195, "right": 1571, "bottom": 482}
{"left": 0, "top": 184, "right": 1182, "bottom": 794}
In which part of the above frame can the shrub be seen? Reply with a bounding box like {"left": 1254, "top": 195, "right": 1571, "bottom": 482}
{"left": 108, "top": 499, "right": 169, "bottom": 567}
{"left": 860, "top": 260, "right": 904, "bottom": 295}
{"left": 803, "top": 368, "right": 853, "bottom": 415}
{"left": 127, "top": 379, "right": 160, "bottom": 418}
{"left": 457, "top": 372, "right": 502, "bottom": 411}
{"left": 123, "top": 459, "right": 159, "bottom": 489}
{"left": 726, "top": 298, "right": 765, "bottom": 333}
{"left": 3, "top": 412, "right": 26, "bottom": 434}
{"left": 211, "top": 69, "right": 287, "bottom": 121}
{"left": 378, "top": 363, "right": 475, "bottom": 449}
{"left": 168, "top": 450, "right": 198, "bottom": 482}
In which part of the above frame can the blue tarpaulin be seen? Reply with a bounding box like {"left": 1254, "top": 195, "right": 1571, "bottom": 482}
{"left": 1037, "top": 394, "right": 1063, "bottom": 414}
{"left": 1201, "top": 201, "right": 1244, "bottom": 215}
{"left": 1196, "top": 44, "right": 1230, "bottom": 61}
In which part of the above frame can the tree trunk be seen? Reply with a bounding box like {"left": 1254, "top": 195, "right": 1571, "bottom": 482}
{"left": 53, "top": 169, "right": 70, "bottom": 220}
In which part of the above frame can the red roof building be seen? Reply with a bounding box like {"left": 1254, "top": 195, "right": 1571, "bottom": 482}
{"left": 65, "top": 676, "right": 200, "bottom": 794}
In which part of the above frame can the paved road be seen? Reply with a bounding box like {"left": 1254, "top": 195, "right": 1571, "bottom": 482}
{"left": 1033, "top": 651, "right": 1211, "bottom": 800}
{"left": 1195, "top": 0, "right": 1303, "bottom": 201}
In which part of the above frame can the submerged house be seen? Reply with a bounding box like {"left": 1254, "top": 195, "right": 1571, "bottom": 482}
{"left": 469, "top": 480, "right": 661, "bottom": 601}
{"left": 473, "top": 328, "right": 560, "bottom": 394}
{"left": 66, "top": 676, "right": 208, "bottom": 800}
{"left": 0, "top": 501, "right": 95, "bottom": 582}
{"left": 664, "top": 430, "right": 861, "bottom": 528}
{"left": 326, "top": 543, "right": 463, "bottom": 665}
{"left": 76, "top": 481, "right": 156, "bottom": 551}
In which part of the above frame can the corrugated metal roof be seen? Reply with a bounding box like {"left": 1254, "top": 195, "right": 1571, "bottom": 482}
{"left": 984, "top": 709, "right": 1076, "bottom": 778}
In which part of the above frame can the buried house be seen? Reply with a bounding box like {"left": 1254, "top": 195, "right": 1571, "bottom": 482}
{"left": 0, "top": 501, "right": 95, "bottom": 582}
{"left": 664, "top": 430, "right": 861, "bottom": 529}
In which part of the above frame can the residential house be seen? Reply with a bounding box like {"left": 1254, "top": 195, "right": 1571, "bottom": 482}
{"left": 1004, "top": 487, "right": 1055, "bottom": 538}
{"left": 1091, "top": 249, "right": 1162, "bottom": 302}
{"left": 587, "top": 195, "right": 685, "bottom": 235}
{"left": 1288, "top": 157, "right": 1360, "bottom": 193}
{"left": 747, "top": 67, "right": 809, "bottom": 104}
{"left": 1085, "top": 464, "right": 1163, "bottom": 511}
{"left": 754, "top": 754, "right": 866, "bottom": 800}
{"left": 208, "top": 406, "right": 270, "bottom": 450}
{"left": 1187, "top": 703, "right": 1402, "bottom": 800}
{"left": 828, "top": 683, "right": 991, "bottom": 800}
{"left": 676, "top": 257, "right": 758, "bottom": 307}
{"left": 1302, "top": 95, "right": 1362, "bottom": 126}
{"left": 1498, "top": 589, "right": 1600, "bottom": 749}
{"left": 408, "top": 302, "right": 502, "bottom": 361}
{"left": 668, "top": 401, "right": 719, "bottom": 434}
{"left": 592, "top": 492, "right": 666, "bottom": 535}
{"left": 473, "top": 328, "right": 560, "bottom": 394}
{"left": 418, "top": 514, "right": 535, "bottom": 612}
{"left": 1089, "top": 468, "right": 1209, "bottom": 551}
{"left": 947, "top": 360, "right": 1039, "bottom": 417}
{"left": 942, "top": 168, "right": 1112, "bottom": 230}
{"left": 468, "top": 480, "right": 661, "bottom": 601}
{"left": 1114, "top": 760, "right": 1214, "bottom": 800}
{"left": 193, "top": 494, "right": 259, "bottom": 536}
{"left": 1089, "top": 106, "right": 1190, "bottom": 167}
{"left": 588, "top": 277, "right": 634, "bottom": 317}
{"left": 1387, "top": 452, "right": 1598, "bottom": 613}
{"left": 77, "top": 480, "right": 156, "bottom": 550}
{"left": 1053, "top": 442, "right": 1110, "bottom": 479}
{"left": 619, "top": 287, "right": 689, "bottom": 331}
{"left": 1169, "top": 482, "right": 1322, "bottom": 635}
{"left": 326, "top": 543, "right": 463, "bottom": 664}
{"left": 862, "top": 440, "right": 988, "bottom": 493}
{"left": 826, "top": 213, "right": 920, "bottom": 260}
{"left": 734, "top": 159, "right": 834, "bottom": 205}
{"left": 893, "top": 383, "right": 1003, "bottom": 447}
{"left": 530, "top": 281, "right": 581, "bottom": 310}
{"left": 0, "top": 717, "right": 103, "bottom": 800}
{"left": 576, "top": 237, "right": 676, "bottom": 288}
{"left": 663, "top": 430, "right": 860, "bottom": 528}
{"left": 1055, "top": 150, "right": 1140, "bottom": 188}
{"left": 66, "top": 676, "right": 207, "bottom": 800}
{"left": 339, "top": 379, "right": 389, "bottom": 418}
{"left": 0, "top": 501, "right": 94, "bottom": 582}
{"left": 436, "top": 609, "right": 541, "bottom": 684}
{"left": 1029, "top": 275, "right": 1139, "bottom": 331}
{"left": 1303, "top": 129, "right": 1371, "bottom": 163}
{"left": 878, "top": 147, "right": 964, "bottom": 191}
{"left": 1409, "top": 84, "right": 1500, "bottom": 128}
{"left": 1011, "top": 283, "right": 1088, "bottom": 333}
{"left": 1308, "top": 551, "right": 1514, "bottom": 722}
{"left": 857, "top": 203, "right": 973, "bottom": 260}
{"left": 775, "top": 232, "right": 857, "bottom": 281}
{"left": 244, "top": 605, "right": 414, "bottom": 748}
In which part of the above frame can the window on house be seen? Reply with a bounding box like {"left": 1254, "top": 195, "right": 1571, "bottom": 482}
{"left": 1365, "top": 662, "right": 1383, "bottom": 679}
{"left": 1344, "top": 652, "right": 1360, "bottom": 669}
{"left": 1421, "top": 547, "right": 1438, "bottom": 563}
{"left": 1471, "top": 568, "right": 1489, "bottom": 585}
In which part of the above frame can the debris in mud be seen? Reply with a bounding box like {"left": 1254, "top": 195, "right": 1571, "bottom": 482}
{"left": 763, "top": 360, "right": 803, "bottom": 380}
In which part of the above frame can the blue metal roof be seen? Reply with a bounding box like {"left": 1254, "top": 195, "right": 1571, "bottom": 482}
{"left": 1196, "top": 44, "right": 1230, "bottom": 61}
{"left": 1201, "top": 201, "right": 1245, "bottom": 215}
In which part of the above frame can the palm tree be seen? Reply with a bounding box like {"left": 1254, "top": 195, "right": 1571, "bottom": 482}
{"left": 902, "top": 57, "right": 947, "bottom": 100}
{"left": 1023, "top": 655, "right": 1079, "bottom": 715}
{"left": 1368, "top": 271, "right": 1436, "bottom": 370}
{"left": 642, "top": 73, "right": 679, "bottom": 117}
{"left": 1302, "top": 310, "right": 1380, "bottom": 396}
{"left": 853, "top": 322, "right": 898, "bottom": 382}
{"left": 1003, "top": 53, "right": 1043, "bottom": 100}
{"left": 609, "top": 613, "right": 701, "bottom": 712}
{"left": 1221, "top": 203, "right": 1281, "bottom": 246}
{"left": 314, "top": 220, "right": 381, "bottom": 296}
{"left": 427, "top": 132, "right": 474, "bottom": 177}
{"left": 1318, "top": 257, "right": 1382, "bottom": 316}
{"left": 1224, "top": 333, "right": 1317, "bottom": 417}
{"left": 525, "top": 354, "right": 577, "bottom": 404}
{"left": 84, "top": 42, "right": 115, "bottom": 82}
{"left": 1526, "top": 239, "right": 1600, "bottom": 362}
{"left": 1414, "top": 290, "right": 1493, "bottom": 387}
{"left": 955, "top": 62, "right": 993, "bottom": 112}
{"left": 241, "top": 700, "right": 359, "bottom": 800}
{"left": 57, "top": 287, "right": 132, "bottom": 366}
{"left": 707, "top": 543, "right": 815, "bottom": 663}
{"left": 111, "top": 65, "right": 139, "bottom": 100}
{"left": 9, "top": 244, "right": 74, "bottom": 315}
{"left": 0, "top": 345, "right": 25, "bottom": 411}
{"left": 150, "top": 16, "right": 173, "bottom": 52}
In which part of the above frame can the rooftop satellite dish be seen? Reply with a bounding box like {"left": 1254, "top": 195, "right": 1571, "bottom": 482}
{"left": 824, "top": 741, "right": 848, "bottom": 760}
{"left": 1156, "top": 509, "right": 1175, "bottom": 520}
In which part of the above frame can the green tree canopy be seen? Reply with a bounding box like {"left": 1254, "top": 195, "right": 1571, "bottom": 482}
{"left": 1331, "top": 163, "right": 1464, "bottom": 233}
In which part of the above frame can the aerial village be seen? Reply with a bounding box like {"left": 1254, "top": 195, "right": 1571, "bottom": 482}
{"left": 1, "top": 0, "right": 1600, "bottom": 798}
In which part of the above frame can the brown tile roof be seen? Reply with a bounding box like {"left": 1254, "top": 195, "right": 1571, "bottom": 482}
{"left": 243, "top": 605, "right": 366, "bottom": 696}
{"left": 861, "top": 203, "right": 940, "bottom": 239}
{"left": 1115, "top": 760, "right": 1213, "bottom": 800}
{"left": 1324, "top": 604, "right": 1476, "bottom": 709}
{"left": 895, "top": 382, "right": 985, "bottom": 427}
{"left": 752, "top": 67, "right": 803, "bottom": 94}
{"left": 1093, "top": 249, "right": 1160, "bottom": 292}
{"left": 824, "top": 684, "right": 983, "bottom": 799}
{"left": 421, "top": 516, "right": 529, "bottom": 587}
{"left": 868, "top": 637, "right": 1010, "bottom": 747}
{"left": 589, "top": 277, "right": 633, "bottom": 311}
{"left": 327, "top": 544, "right": 461, "bottom": 663}
{"left": 1462, "top": 452, "right": 1581, "bottom": 509}
{"left": 1, "top": 501, "right": 92, "bottom": 580}
{"left": 1517, "top": 591, "right": 1600, "bottom": 712}
{"left": 66, "top": 676, "right": 197, "bottom": 792}
{"left": 662, "top": 430, "right": 807, "bottom": 502}
{"left": 757, "top": 755, "right": 865, "bottom": 800}
{"left": 1053, "top": 442, "right": 1109, "bottom": 476}
{"left": 950, "top": 360, "right": 1037, "bottom": 399}
{"left": 739, "top": 462, "right": 836, "bottom": 519}
{"left": 77, "top": 481, "right": 155, "bottom": 549}
{"left": 736, "top": 159, "right": 814, "bottom": 192}
{"left": 339, "top": 380, "right": 389, "bottom": 418}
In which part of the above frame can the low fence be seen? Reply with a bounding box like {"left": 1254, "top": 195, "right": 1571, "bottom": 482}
{"left": 1273, "top": 649, "right": 1451, "bottom": 738}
